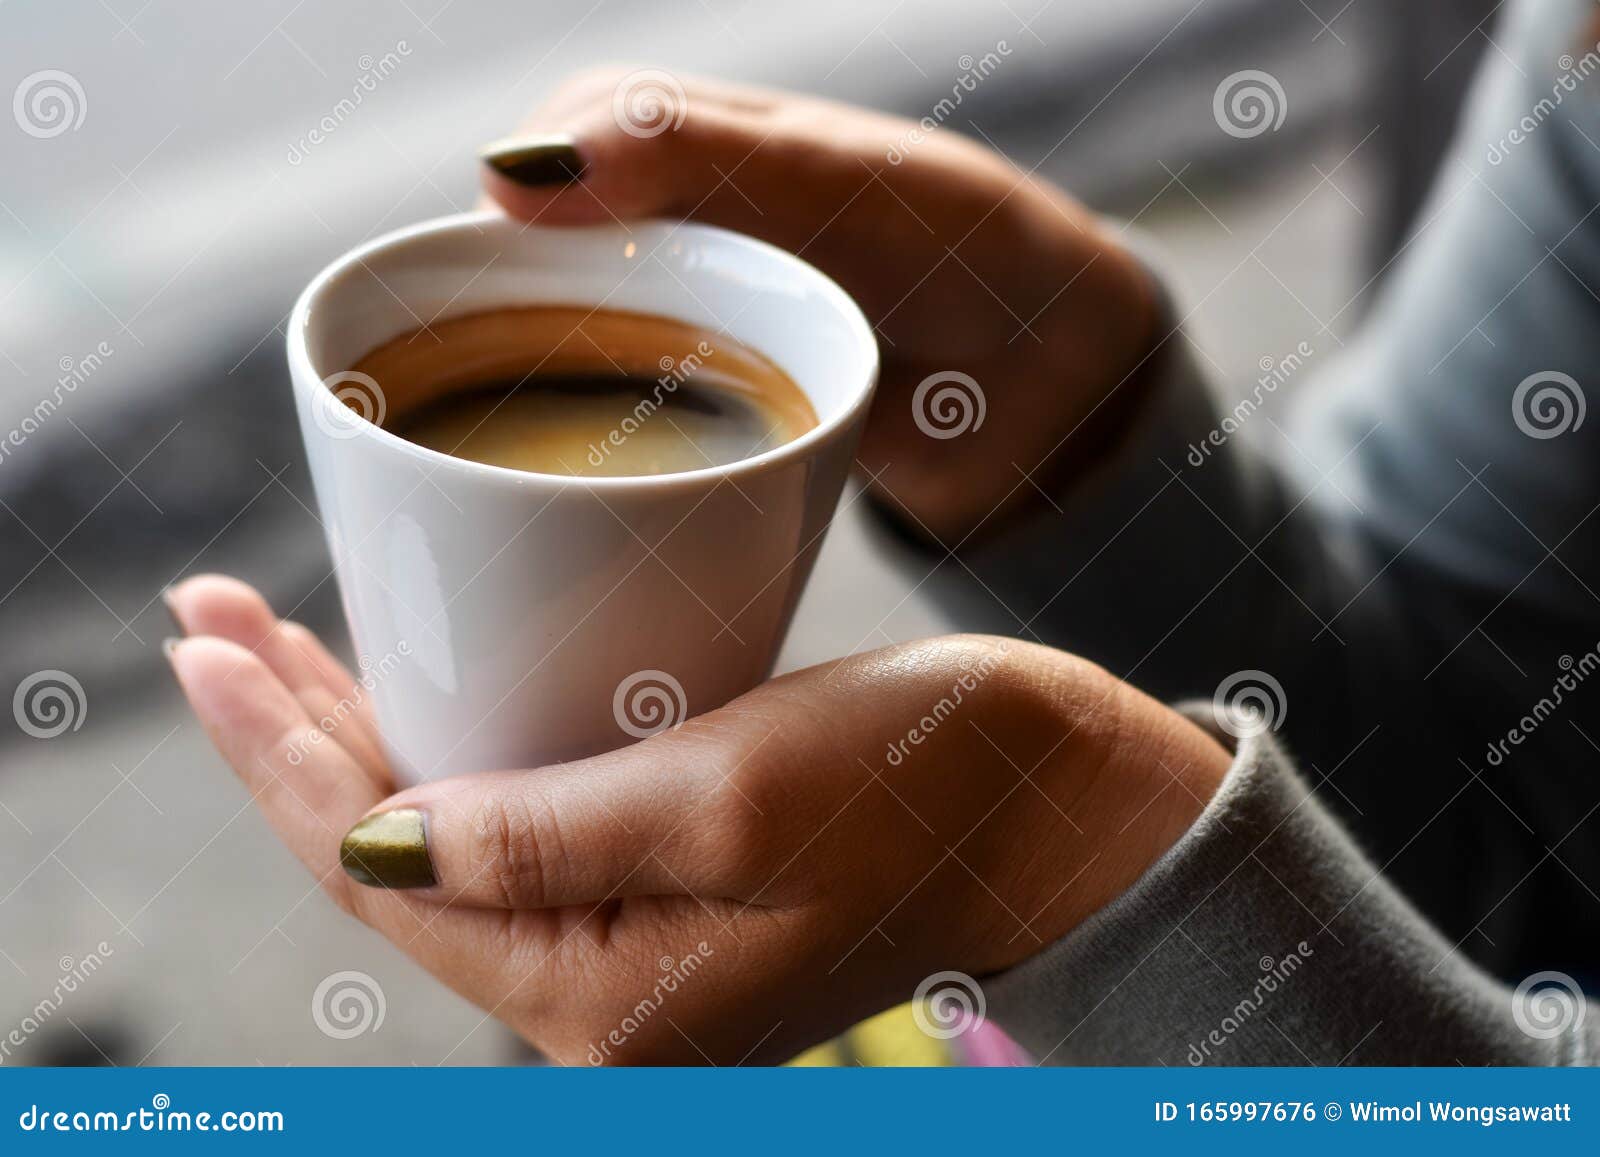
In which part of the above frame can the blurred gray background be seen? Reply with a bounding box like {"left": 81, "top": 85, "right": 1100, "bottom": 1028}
{"left": 0, "top": 0, "right": 1495, "bottom": 1064}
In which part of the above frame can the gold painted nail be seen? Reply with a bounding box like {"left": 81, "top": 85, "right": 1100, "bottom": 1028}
{"left": 340, "top": 808, "right": 438, "bottom": 889}
{"left": 480, "top": 133, "right": 585, "bottom": 187}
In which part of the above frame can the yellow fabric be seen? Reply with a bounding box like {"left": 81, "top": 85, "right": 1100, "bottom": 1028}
{"left": 849, "top": 1004, "right": 953, "bottom": 1067}
{"left": 785, "top": 1040, "right": 847, "bottom": 1066}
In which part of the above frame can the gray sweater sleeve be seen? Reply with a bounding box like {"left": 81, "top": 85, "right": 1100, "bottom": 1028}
{"left": 988, "top": 708, "right": 1594, "bottom": 1066}
{"left": 886, "top": 0, "right": 1600, "bottom": 994}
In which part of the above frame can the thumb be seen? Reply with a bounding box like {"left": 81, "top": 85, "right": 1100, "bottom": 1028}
{"left": 337, "top": 730, "right": 752, "bottom": 909}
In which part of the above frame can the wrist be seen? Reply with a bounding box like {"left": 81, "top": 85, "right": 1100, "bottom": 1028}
{"left": 1048, "top": 675, "right": 1230, "bottom": 937}
{"left": 937, "top": 227, "right": 1169, "bottom": 547}
{"left": 953, "top": 650, "right": 1230, "bottom": 974}
{"left": 1030, "top": 228, "right": 1170, "bottom": 496}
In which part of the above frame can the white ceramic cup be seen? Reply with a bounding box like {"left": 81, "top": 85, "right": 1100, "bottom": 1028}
{"left": 287, "top": 211, "right": 878, "bottom": 784}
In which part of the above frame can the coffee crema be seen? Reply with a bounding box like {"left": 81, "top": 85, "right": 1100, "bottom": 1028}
{"left": 348, "top": 305, "right": 818, "bottom": 477}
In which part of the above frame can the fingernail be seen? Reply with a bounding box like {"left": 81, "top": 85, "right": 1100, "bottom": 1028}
{"left": 340, "top": 808, "right": 438, "bottom": 889}
{"left": 480, "top": 133, "right": 585, "bottom": 187}
{"left": 161, "top": 636, "right": 182, "bottom": 661}
{"left": 161, "top": 585, "right": 187, "bottom": 637}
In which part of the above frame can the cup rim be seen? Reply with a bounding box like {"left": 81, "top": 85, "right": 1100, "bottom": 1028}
{"left": 287, "top": 211, "right": 879, "bottom": 492}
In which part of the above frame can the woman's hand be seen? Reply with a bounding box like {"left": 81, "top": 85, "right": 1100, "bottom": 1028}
{"left": 479, "top": 72, "right": 1164, "bottom": 543}
{"left": 166, "top": 575, "right": 1229, "bottom": 1065}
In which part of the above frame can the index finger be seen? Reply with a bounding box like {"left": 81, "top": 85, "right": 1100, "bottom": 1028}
{"left": 477, "top": 72, "right": 871, "bottom": 245}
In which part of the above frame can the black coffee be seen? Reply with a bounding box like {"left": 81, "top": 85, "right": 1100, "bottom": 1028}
{"left": 350, "top": 306, "right": 817, "bottom": 477}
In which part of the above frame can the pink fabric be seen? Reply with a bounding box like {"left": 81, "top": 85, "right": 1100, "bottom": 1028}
{"left": 955, "top": 1020, "right": 1031, "bottom": 1066}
